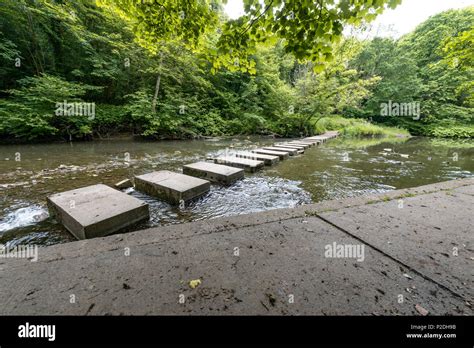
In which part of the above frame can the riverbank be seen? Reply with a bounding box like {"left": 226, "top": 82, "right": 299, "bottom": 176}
{"left": 315, "top": 116, "right": 411, "bottom": 138}
{"left": 0, "top": 120, "right": 411, "bottom": 145}
{"left": 0, "top": 178, "right": 472, "bottom": 315}
{"left": 1, "top": 136, "right": 473, "bottom": 246}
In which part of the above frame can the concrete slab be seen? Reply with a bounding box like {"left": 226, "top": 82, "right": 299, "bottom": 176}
{"left": 274, "top": 143, "right": 306, "bottom": 151}
{"left": 251, "top": 149, "right": 289, "bottom": 160}
{"left": 214, "top": 156, "right": 264, "bottom": 172}
{"left": 2, "top": 185, "right": 472, "bottom": 315}
{"left": 135, "top": 171, "right": 210, "bottom": 204}
{"left": 453, "top": 184, "right": 474, "bottom": 196}
{"left": 298, "top": 139, "right": 321, "bottom": 145}
{"left": 320, "top": 190, "right": 474, "bottom": 300}
{"left": 47, "top": 184, "right": 149, "bottom": 240}
{"left": 262, "top": 146, "right": 298, "bottom": 156}
{"left": 285, "top": 142, "right": 311, "bottom": 148}
{"left": 305, "top": 136, "right": 328, "bottom": 142}
{"left": 235, "top": 152, "right": 279, "bottom": 165}
{"left": 183, "top": 161, "right": 244, "bottom": 185}
{"left": 324, "top": 131, "right": 339, "bottom": 138}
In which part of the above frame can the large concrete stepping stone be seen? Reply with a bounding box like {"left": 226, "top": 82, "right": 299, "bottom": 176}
{"left": 183, "top": 161, "right": 244, "bottom": 185}
{"left": 135, "top": 171, "right": 210, "bottom": 204}
{"left": 305, "top": 136, "right": 329, "bottom": 142}
{"left": 323, "top": 131, "right": 339, "bottom": 138}
{"left": 262, "top": 146, "right": 298, "bottom": 156}
{"left": 280, "top": 142, "right": 309, "bottom": 149}
{"left": 214, "top": 156, "right": 264, "bottom": 172}
{"left": 47, "top": 184, "right": 149, "bottom": 240}
{"left": 299, "top": 139, "right": 322, "bottom": 145}
{"left": 236, "top": 152, "right": 279, "bottom": 165}
{"left": 273, "top": 143, "right": 306, "bottom": 151}
{"left": 287, "top": 141, "right": 312, "bottom": 148}
{"left": 251, "top": 149, "right": 289, "bottom": 160}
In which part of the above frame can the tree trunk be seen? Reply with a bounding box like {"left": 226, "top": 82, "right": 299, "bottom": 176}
{"left": 151, "top": 52, "right": 163, "bottom": 114}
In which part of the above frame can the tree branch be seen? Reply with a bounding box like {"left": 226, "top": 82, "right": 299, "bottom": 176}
{"left": 240, "top": 0, "right": 274, "bottom": 37}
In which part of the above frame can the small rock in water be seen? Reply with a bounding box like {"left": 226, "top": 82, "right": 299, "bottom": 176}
{"left": 403, "top": 273, "right": 413, "bottom": 279}
{"left": 115, "top": 179, "right": 133, "bottom": 190}
{"left": 400, "top": 154, "right": 409, "bottom": 158}
{"left": 384, "top": 148, "right": 392, "bottom": 152}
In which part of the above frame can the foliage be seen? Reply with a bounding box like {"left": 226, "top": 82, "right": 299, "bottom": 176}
{"left": 314, "top": 115, "right": 409, "bottom": 138}
{"left": 290, "top": 39, "right": 380, "bottom": 135}
{"left": 349, "top": 7, "right": 473, "bottom": 138}
{"left": 214, "top": 0, "right": 401, "bottom": 73}
{"left": 97, "top": 0, "right": 401, "bottom": 73}
{"left": 0, "top": 1, "right": 471, "bottom": 142}
{"left": 0, "top": 74, "right": 97, "bottom": 141}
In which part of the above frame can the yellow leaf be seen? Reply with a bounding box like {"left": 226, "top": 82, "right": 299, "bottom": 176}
{"left": 189, "top": 279, "right": 201, "bottom": 289}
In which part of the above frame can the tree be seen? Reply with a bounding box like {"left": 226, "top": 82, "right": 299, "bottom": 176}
{"left": 350, "top": 37, "right": 422, "bottom": 115}
{"left": 350, "top": 7, "right": 473, "bottom": 137}
{"left": 292, "top": 39, "right": 379, "bottom": 134}
{"left": 99, "top": 0, "right": 401, "bottom": 73}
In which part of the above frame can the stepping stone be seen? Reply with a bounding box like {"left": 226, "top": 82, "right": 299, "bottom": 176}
{"left": 235, "top": 152, "right": 279, "bottom": 165}
{"left": 262, "top": 146, "right": 298, "bottom": 156}
{"left": 47, "top": 184, "right": 149, "bottom": 240}
{"left": 251, "top": 149, "right": 289, "bottom": 160}
{"left": 135, "top": 171, "right": 210, "bottom": 205}
{"left": 323, "top": 131, "right": 339, "bottom": 138}
{"left": 299, "top": 139, "right": 321, "bottom": 145}
{"left": 286, "top": 142, "right": 311, "bottom": 148}
{"left": 305, "top": 136, "right": 328, "bottom": 142}
{"left": 183, "top": 161, "right": 244, "bottom": 185}
{"left": 274, "top": 143, "right": 306, "bottom": 151}
{"left": 292, "top": 141, "right": 313, "bottom": 147}
{"left": 214, "top": 156, "right": 264, "bottom": 172}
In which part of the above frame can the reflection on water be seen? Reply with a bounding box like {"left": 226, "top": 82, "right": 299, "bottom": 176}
{"left": 0, "top": 136, "right": 472, "bottom": 245}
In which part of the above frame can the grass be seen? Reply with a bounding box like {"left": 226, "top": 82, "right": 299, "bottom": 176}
{"left": 315, "top": 116, "right": 411, "bottom": 138}
{"left": 426, "top": 120, "right": 474, "bottom": 138}
{"left": 427, "top": 124, "right": 474, "bottom": 138}
{"left": 429, "top": 138, "right": 474, "bottom": 149}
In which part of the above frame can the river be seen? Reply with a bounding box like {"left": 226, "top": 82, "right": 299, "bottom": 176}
{"left": 0, "top": 136, "right": 472, "bottom": 246}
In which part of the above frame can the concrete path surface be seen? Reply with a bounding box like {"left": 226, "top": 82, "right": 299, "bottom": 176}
{"left": 0, "top": 178, "right": 472, "bottom": 315}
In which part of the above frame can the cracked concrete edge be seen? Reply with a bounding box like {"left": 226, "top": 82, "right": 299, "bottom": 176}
{"left": 4, "top": 177, "right": 472, "bottom": 267}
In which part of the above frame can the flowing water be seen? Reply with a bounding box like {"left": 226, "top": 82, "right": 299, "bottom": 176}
{"left": 0, "top": 136, "right": 472, "bottom": 246}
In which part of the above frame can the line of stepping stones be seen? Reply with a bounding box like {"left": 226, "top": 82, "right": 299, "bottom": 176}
{"left": 47, "top": 132, "right": 339, "bottom": 240}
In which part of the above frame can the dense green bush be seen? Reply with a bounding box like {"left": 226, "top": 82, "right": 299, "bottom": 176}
{"left": 350, "top": 7, "right": 474, "bottom": 138}
{"left": 0, "top": 74, "right": 98, "bottom": 141}
{"left": 0, "top": 1, "right": 471, "bottom": 142}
